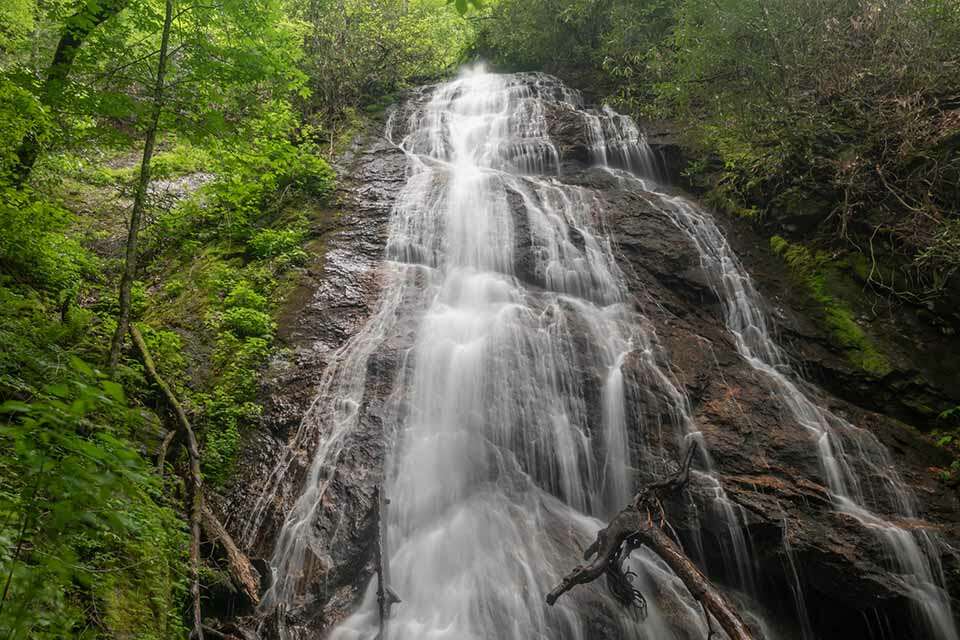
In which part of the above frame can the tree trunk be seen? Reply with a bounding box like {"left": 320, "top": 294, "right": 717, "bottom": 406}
{"left": 13, "top": 0, "right": 130, "bottom": 186}
{"left": 108, "top": 0, "right": 174, "bottom": 370}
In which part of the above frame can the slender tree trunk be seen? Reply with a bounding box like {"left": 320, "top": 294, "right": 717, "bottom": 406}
{"left": 13, "top": 0, "right": 129, "bottom": 186}
{"left": 109, "top": 0, "right": 175, "bottom": 371}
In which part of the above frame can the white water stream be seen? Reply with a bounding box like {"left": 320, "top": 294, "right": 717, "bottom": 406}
{"left": 630, "top": 185, "right": 958, "bottom": 640}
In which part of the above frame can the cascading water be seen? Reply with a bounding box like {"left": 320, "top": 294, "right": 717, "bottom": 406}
{"left": 597, "top": 143, "right": 958, "bottom": 638}
{"left": 629, "top": 186, "right": 959, "bottom": 640}
{"left": 248, "top": 65, "right": 956, "bottom": 640}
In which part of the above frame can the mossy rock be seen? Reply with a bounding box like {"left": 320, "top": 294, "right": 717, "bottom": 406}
{"left": 770, "top": 235, "right": 892, "bottom": 377}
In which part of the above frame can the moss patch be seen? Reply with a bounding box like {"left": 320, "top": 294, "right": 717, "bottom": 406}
{"left": 770, "top": 235, "right": 893, "bottom": 377}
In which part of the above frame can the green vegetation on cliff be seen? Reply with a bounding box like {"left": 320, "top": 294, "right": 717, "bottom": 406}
{"left": 769, "top": 235, "right": 892, "bottom": 377}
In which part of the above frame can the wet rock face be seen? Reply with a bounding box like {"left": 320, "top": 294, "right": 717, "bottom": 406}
{"left": 600, "top": 185, "right": 960, "bottom": 637}
{"left": 602, "top": 185, "right": 960, "bottom": 638}
{"left": 215, "top": 120, "right": 410, "bottom": 637}
{"left": 218, "top": 90, "right": 959, "bottom": 640}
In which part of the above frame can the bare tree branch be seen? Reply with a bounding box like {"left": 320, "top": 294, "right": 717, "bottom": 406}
{"left": 547, "top": 441, "right": 754, "bottom": 640}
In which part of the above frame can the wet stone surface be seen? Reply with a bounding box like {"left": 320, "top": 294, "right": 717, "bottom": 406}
{"left": 216, "top": 75, "right": 960, "bottom": 640}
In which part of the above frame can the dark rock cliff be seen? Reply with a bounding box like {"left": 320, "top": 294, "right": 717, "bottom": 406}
{"left": 216, "top": 92, "right": 960, "bottom": 639}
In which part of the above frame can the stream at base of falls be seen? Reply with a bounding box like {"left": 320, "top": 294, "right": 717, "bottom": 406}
{"left": 246, "top": 66, "right": 958, "bottom": 640}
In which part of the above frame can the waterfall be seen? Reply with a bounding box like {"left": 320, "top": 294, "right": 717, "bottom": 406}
{"left": 249, "top": 66, "right": 956, "bottom": 640}
{"left": 324, "top": 67, "right": 719, "bottom": 640}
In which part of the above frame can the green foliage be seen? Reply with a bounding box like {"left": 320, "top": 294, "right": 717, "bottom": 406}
{"left": 934, "top": 407, "right": 960, "bottom": 481}
{"left": 448, "top": 0, "right": 484, "bottom": 14}
{"left": 770, "top": 236, "right": 892, "bottom": 377}
{"left": 0, "top": 187, "right": 95, "bottom": 293}
{"left": 248, "top": 227, "right": 308, "bottom": 262}
{"left": 91, "top": 143, "right": 216, "bottom": 185}
{"left": 147, "top": 105, "right": 335, "bottom": 252}
{"left": 220, "top": 307, "right": 276, "bottom": 339}
{"left": 0, "top": 359, "right": 187, "bottom": 639}
{"left": 0, "top": 79, "right": 46, "bottom": 182}
{"left": 0, "top": 0, "right": 479, "bottom": 632}
{"left": 225, "top": 280, "right": 267, "bottom": 310}
{"left": 295, "top": 0, "right": 474, "bottom": 122}
{"left": 477, "top": 0, "right": 674, "bottom": 79}
{"left": 138, "top": 324, "right": 188, "bottom": 388}
{"left": 0, "top": 0, "right": 34, "bottom": 57}
{"left": 479, "top": 0, "right": 960, "bottom": 305}
{"left": 196, "top": 334, "right": 271, "bottom": 484}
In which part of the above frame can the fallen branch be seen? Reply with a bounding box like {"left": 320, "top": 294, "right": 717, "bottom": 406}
{"left": 201, "top": 505, "right": 261, "bottom": 606}
{"left": 546, "top": 442, "right": 754, "bottom": 640}
{"left": 130, "top": 324, "right": 204, "bottom": 639}
{"left": 132, "top": 324, "right": 262, "bottom": 617}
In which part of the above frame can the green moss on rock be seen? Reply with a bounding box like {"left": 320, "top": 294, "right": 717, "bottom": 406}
{"left": 770, "top": 235, "right": 893, "bottom": 377}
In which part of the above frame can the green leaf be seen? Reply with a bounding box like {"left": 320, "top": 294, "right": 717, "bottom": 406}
{"left": 0, "top": 400, "right": 32, "bottom": 414}
{"left": 101, "top": 380, "right": 125, "bottom": 403}
{"left": 47, "top": 383, "right": 71, "bottom": 399}
{"left": 69, "top": 356, "right": 94, "bottom": 378}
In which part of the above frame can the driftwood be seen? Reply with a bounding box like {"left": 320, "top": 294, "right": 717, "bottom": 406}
{"left": 130, "top": 325, "right": 261, "bottom": 637}
{"left": 546, "top": 442, "right": 754, "bottom": 640}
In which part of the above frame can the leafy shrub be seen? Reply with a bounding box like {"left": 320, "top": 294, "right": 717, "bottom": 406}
{"left": 0, "top": 78, "right": 48, "bottom": 183}
{"left": 248, "top": 227, "right": 306, "bottom": 260}
{"left": 138, "top": 324, "right": 188, "bottom": 389}
{"left": 162, "top": 277, "right": 186, "bottom": 298}
{"left": 0, "top": 188, "right": 96, "bottom": 293}
{"left": 220, "top": 307, "right": 275, "bottom": 338}
{"left": 151, "top": 143, "right": 214, "bottom": 179}
{"left": 0, "top": 359, "right": 188, "bottom": 639}
{"left": 203, "top": 103, "right": 335, "bottom": 242}
{"left": 224, "top": 280, "right": 267, "bottom": 309}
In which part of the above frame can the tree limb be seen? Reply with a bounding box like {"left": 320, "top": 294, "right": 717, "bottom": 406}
{"left": 546, "top": 442, "right": 754, "bottom": 640}
{"left": 201, "top": 505, "right": 261, "bottom": 607}
{"left": 133, "top": 323, "right": 262, "bottom": 617}
{"left": 130, "top": 323, "right": 205, "bottom": 639}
